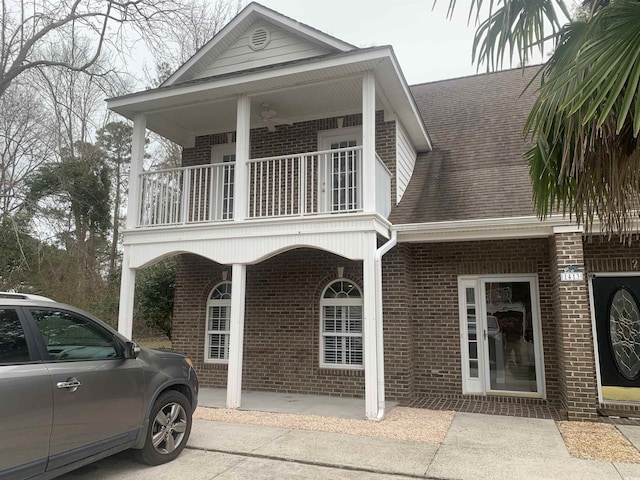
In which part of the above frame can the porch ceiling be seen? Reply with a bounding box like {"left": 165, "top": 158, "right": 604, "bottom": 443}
{"left": 107, "top": 47, "right": 431, "bottom": 151}
{"left": 160, "top": 75, "right": 367, "bottom": 139}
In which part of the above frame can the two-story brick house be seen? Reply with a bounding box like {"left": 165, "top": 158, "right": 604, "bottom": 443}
{"left": 108, "top": 2, "right": 640, "bottom": 421}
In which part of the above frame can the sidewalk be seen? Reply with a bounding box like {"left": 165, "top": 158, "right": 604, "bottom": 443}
{"left": 189, "top": 412, "right": 640, "bottom": 480}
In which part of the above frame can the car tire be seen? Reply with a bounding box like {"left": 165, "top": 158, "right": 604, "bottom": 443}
{"left": 135, "top": 390, "right": 192, "bottom": 465}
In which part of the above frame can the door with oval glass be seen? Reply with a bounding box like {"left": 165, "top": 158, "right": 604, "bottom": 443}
{"left": 592, "top": 275, "right": 640, "bottom": 402}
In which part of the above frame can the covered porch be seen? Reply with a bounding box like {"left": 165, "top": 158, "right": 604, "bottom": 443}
{"left": 198, "top": 388, "right": 399, "bottom": 419}
{"left": 196, "top": 388, "right": 561, "bottom": 420}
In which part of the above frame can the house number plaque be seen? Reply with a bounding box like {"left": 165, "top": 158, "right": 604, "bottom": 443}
{"left": 560, "top": 265, "right": 584, "bottom": 282}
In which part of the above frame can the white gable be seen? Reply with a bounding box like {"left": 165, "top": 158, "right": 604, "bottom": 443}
{"left": 164, "top": 2, "right": 354, "bottom": 86}
{"left": 194, "top": 20, "right": 333, "bottom": 80}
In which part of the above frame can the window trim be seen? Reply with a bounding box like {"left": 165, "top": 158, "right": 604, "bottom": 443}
{"left": 319, "top": 279, "right": 364, "bottom": 370}
{"left": 204, "top": 281, "right": 232, "bottom": 364}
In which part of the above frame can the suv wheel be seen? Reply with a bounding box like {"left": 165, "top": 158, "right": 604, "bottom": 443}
{"left": 136, "top": 390, "right": 192, "bottom": 465}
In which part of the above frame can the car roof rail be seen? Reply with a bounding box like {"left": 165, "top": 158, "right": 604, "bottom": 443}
{"left": 0, "top": 292, "right": 55, "bottom": 302}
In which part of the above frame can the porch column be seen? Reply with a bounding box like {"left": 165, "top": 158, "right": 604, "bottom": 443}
{"left": 126, "top": 113, "right": 146, "bottom": 229}
{"left": 550, "top": 227, "right": 598, "bottom": 419}
{"left": 234, "top": 95, "right": 250, "bottom": 221}
{"left": 117, "top": 247, "right": 136, "bottom": 338}
{"left": 226, "top": 263, "right": 247, "bottom": 408}
{"left": 363, "top": 232, "right": 381, "bottom": 419}
{"left": 362, "top": 71, "right": 376, "bottom": 213}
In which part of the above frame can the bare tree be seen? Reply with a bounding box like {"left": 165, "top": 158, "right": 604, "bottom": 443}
{"left": 144, "top": 0, "right": 244, "bottom": 80}
{"left": 0, "top": 82, "right": 54, "bottom": 217}
{"left": 0, "top": 0, "right": 187, "bottom": 99}
{"left": 143, "top": 0, "right": 244, "bottom": 170}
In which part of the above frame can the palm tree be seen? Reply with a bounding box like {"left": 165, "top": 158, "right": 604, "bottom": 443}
{"left": 440, "top": 0, "right": 640, "bottom": 241}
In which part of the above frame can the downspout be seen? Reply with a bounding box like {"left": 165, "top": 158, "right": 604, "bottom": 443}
{"left": 373, "top": 229, "right": 397, "bottom": 420}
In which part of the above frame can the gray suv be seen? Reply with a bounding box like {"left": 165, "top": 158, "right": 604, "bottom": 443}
{"left": 0, "top": 293, "right": 199, "bottom": 480}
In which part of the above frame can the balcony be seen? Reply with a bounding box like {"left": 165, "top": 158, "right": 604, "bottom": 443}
{"left": 138, "top": 146, "right": 391, "bottom": 228}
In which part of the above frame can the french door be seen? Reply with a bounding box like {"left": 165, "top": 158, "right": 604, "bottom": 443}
{"left": 319, "top": 127, "right": 361, "bottom": 213}
{"left": 458, "top": 276, "right": 544, "bottom": 396}
{"left": 211, "top": 144, "right": 235, "bottom": 220}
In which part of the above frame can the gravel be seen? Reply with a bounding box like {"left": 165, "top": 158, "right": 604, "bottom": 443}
{"left": 557, "top": 421, "right": 640, "bottom": 464}
{"left": 194, "top": 406, "right": 455, "bottom": 443}
{"left": 194, "top": 406, "right": 640, "bottom": 463}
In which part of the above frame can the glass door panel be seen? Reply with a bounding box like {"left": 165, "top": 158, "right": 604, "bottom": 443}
{"left": 483, "top": 280, "right": 538, "bottom": 393}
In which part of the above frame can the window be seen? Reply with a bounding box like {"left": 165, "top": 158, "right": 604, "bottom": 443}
{"left": 320, "top": 280, "right": 363, "bottom": 368}
{"left": 29, "top": 309, "right": 119, "bottom": 361}
{"left": 0, "top": 309, "right": 30, "bottom": 363}
{"left": 205, "top": 282, "right": 231, "bottom": 363}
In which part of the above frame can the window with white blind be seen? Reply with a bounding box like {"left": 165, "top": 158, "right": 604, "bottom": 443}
{"left": 205, "top": 281, "right": 231, "bottom": 363}
{"left": 320, "top": 280, "right": 363, "bottom": 369}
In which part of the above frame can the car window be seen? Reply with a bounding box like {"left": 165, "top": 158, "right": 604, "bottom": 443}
{"left": 29, "top": 309, "right": 120, "bottom": 361}
{"left": 0, "top": 309, "right": 31, "bottom": 363}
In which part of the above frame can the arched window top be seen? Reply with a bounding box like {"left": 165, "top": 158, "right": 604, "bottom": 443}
{"left": 323, "top": 280, "right": 361, "bottom": 299}
{"left": 209, "top": 281, "right": 232, "bottom": 300}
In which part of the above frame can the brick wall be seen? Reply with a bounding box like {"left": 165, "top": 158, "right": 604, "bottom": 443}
{"left": 173, "top": 237, "right": 562, "bottom": 406}
{"left": 175, "top": 249, "right": 370, "bottom": 397}
{"left": 407, "top": 238, "right": 559, "bottom": 406}
{"left": 381, "top": 243, "right": 415, "bottom": 402}
{"left": 550, "top": 232, "right": 598, "bottom": 419}
{"left": 181, "top": 112, "right": 398, "bottom": 205}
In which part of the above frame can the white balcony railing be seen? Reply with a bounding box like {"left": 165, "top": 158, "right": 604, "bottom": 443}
{"left": 137, "top": 146, "right": 390, "bottom": 227}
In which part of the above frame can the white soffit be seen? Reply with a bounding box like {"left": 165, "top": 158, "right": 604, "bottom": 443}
{"left": 108, "top": 47, "right": 430, "bottom": 150}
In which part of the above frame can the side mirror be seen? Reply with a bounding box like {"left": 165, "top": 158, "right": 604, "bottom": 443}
{"left": 124, "top": 341, "right": 141, "bottom": 359}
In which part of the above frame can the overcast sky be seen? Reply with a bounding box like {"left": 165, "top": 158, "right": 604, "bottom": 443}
{"left": 254, "top": 0, "right": 578, "bottom": 85}
{"left": 257, "top": 0, "right": 485, "bottom": 85}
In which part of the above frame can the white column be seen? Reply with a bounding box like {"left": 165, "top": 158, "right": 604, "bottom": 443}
{"left": 234, "top": 95, "right": 250, "bottom": 221}
{"left": 117, "top": 247, "right": 136, "bottom": 338}
{"left": 363, "top": 232, "right": 380, "bottom": 419}
{"left": 226, "top": 263, "right": 247, "bottom": 408}
{"left": 126, "top": 113, "right": 146, "bottom": 229}
{"left": 362, "top": 72, "right": 376, "bottom": 213}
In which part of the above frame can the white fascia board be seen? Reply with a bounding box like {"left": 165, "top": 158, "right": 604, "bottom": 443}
{"left": 383, "top": 49, "right": 432, "bottom": 151}
{"left": 250, "top": 3, "right": 355, "bottom": 52}
{"left": 107, "top": 48, "right": 391, "bottom": 114}
{"left": 164, "top": 2, "right": 354, "bottom": 86}
{"left": 393, "top": 215, "right": 579, "bottom": 243}
{"left": 163, "top": 5, "right": 254, "bottom": 86}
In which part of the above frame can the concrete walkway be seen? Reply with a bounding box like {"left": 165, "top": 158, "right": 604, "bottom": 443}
{"left": 64, "top": 410, "right": 640, "bottom": 479}
{"left": 187, "top": 414, "right": 640, "bottom": 480}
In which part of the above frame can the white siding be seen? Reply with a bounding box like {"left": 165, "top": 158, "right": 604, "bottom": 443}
{"left": 395, "top": 121, "right": 418, "bottom": 204}
{"left": 195, "top": 21, "right": 331, "bottom": 80}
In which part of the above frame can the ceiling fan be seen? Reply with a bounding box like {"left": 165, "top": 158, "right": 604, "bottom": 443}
{"left": 258, "top": 103, "right": 293, "bottom": 132}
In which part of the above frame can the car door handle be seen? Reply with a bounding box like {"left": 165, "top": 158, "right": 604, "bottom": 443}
{"left": 57, "top": 378, "right": 81, "bottom": 391}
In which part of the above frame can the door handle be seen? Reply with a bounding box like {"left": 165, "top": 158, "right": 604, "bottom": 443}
{"left": 57, "top": 378, "right": 81, "bottom": 392}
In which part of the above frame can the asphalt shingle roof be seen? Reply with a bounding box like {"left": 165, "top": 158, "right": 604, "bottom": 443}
{"left": 391, "top": 67, "right": 540, "bottom": 225}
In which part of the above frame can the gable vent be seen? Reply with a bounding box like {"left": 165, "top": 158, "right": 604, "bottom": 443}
{"left": 249, "top": 28, "right": 270, "bottom": 51}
